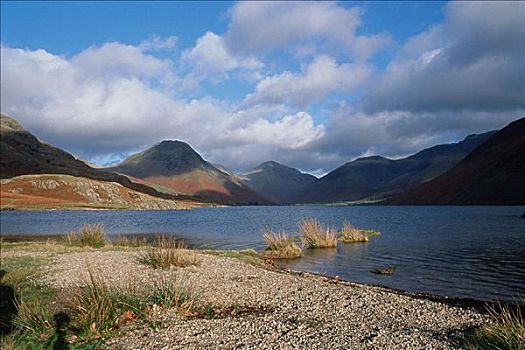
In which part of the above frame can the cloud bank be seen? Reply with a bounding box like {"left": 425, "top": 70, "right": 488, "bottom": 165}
{"left": 1, "top": 1, "right": 523, "bottom": 173}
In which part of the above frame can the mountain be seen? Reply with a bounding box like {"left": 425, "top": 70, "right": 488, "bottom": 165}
{"left": 300, "top": 131, "right": 495, "bottom": 203}
{"left": 387, "top": 117, "right": 525, "bottom": 204}
{"left": 108, "top": 140, "right": 270, "bottom": 204}
{"left": 240, "top": 161, "right": 318, "bottom": 204}
{"left": 1, "top": 174, "right": 203, "bottom": 210}
{"left": 0, "top": 114, "right": 200, "bottom": 203}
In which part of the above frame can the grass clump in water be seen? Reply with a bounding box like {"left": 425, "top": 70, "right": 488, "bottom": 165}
{"left": 299, "top": 218, "right": 338, "bottom": 249}
{"left": 261, "top": 229, "right": 302, "bottom": 259}
{"left": 340, "top": 222, "right": 369, "bottom": 243}
{"left": 340, "top": 222, "right": 381, "bottom": 243}
{"left": 466, "top": 302, "right": 524, "bottom": 350}
{"left": 139, "top": 235, "right": 200, "bottom": 269}
{"left": 66, "top": 223, "right": 106, "bottom": 248}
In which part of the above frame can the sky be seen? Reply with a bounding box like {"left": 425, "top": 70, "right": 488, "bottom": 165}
{"left": 1, "top": 1, "right": 524, "bottom": 175}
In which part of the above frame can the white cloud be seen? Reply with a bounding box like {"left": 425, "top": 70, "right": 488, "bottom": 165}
{"left": 0, "top": 44, "right": 323, "bottom": 171}
{"left": 224, "top": 1, "right": 389, "bottom": 59}
{"left": 181, "top": 32, "right": 263, "bottom": 88}
{"left": 139, "top": 35, "right": 178, "bottom": 51}
{"left": 245, "top": 55, "right": 372, "bottom": 108}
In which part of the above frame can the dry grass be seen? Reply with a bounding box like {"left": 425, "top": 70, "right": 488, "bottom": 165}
{"left": 113, "top": 235, "right": 148, "bottom": 247}
{"left": 66, "top": 224, "right": 106, "bottom": 248}
{"left": 466, "top": 302, "right": 525, "bottom": 350}
{"left": 261, "top": 229, "right": 302, "bottom": 259}
{"left": 139, "top": 235, "right": 201, "bottom": 269}
{"left": 299, "top": 218, "right": 338, "bottom": 249}
{"left": 68, "top": 271, "right": 198, "bottom": 340}
{"left": 340, "top": 222, "right": 369, "bottom": 243}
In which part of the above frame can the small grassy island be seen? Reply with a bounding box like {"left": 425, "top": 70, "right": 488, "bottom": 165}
{"left": 0, "top": 224, "right": 523, "bottom": 350}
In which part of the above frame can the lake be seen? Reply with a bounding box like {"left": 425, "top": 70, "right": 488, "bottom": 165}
{"left": 1, "top": 206, "right": 524, "bottom": 302}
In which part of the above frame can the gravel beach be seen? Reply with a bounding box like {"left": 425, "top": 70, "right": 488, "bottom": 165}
{"left": 11, "top": 249, "right": 488, "bottom": 349}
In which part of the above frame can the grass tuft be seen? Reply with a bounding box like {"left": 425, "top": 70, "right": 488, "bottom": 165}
{"left": 66, "top": 224, "right": 106, "bottom": 248}
{"left": 113, "top": 235, "right": 148, "bottom": 248}
{"left": 299, "top": 218, "right": 338, "bottom": 249}
{"left": 340, "top": 222, "right": 369, "bottom": 243}
{"left": 466, "top": 302, "right": 525, "bottom": 350}
{"left": 69, "top": 271, "right": 198, "bottom": 339}
{"left": 261, "top": 229, "right": 302, "bottom": 259}
{"left": 139, "top": 235, "right": 200, "bottom": 269}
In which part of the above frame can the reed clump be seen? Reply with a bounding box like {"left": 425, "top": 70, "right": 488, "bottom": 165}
{"left": 66, "top": 224, "right": 106, "bottom": 248}
{"left": 466, "top": 302, "right": 525, "bottom": 350}
{"left": 340, "top": 222, "right": 369, "bottom": 243}
{"left": 299, "top": 218, "right": 338, "bottom": 249}
{"left": 139, "top": 235, "right": 200, "bottom": 269}
{"left": 261, "top": 229, "right": 302, "bottom": 259}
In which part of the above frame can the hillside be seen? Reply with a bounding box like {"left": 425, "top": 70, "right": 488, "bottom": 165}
{"left": 108, "top": 140, "right": 270, "bottom": 204}
{"left": 0, "top": 114, "right": 198, "bottom": 203}
{"left": 240, "top": 161, "right": 318, "bottom": 204}
{"left": 300, "top": 131, "right": 494, "bottom": 203}
{"left": 0, "top": 174, "right": 202, "bottom": 210}
{"left": 387, "top": 117, "right": 525, "bottom": 204}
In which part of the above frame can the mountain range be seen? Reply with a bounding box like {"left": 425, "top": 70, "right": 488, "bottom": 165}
{"left": 1, "top": 113, "right": 523, "bottom": 207}
{"left": 300, "top": 131, "right": 495, "bottom": 204}
{"left": 387, "top": 117, "right": 525, "bottom": 204}
{"left": 107, "top": 140, "right": 269, "bottom": 204}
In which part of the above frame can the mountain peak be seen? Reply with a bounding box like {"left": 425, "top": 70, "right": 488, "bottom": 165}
{"left": 260, "top": 160, "right": 283, "bottom": 168}
{"left": 354, "top": 155, "right": 390, "bottom": 162}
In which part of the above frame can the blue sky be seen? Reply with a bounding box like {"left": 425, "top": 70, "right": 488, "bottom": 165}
{"left": 1, "top": 1, "right": 523, "bottom": 173}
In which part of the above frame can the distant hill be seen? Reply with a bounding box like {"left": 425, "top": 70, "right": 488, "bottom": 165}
{"left": 108, "top": 140, "right": 270, "bottom": 204}
{"left": 387, "top": 117, "right": 525, "bottom": 204}
{"left": 240, "top": 161, "right": 318, "bottom": 204}
{"left": 300, "top": 131, "right": 495, "bottom": 203}
{"left": 0, "top": 114, "right": 200, "bottom": 203}
{"left": 1, "top": 174, "right": 202, "bottom": 210}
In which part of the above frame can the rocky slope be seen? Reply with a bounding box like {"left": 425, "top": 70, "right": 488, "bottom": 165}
{"left": 0, "top": 174, "right": 203, "bottom": 210}
{"left": 301, "top": 131, "right": 495, "bottom": 203}
{"left": 387, "top": 117, "right": 525, "bottom": 204}
{"left": 109, "top": 140, "right": 270, "bottom": 205}
{"left": 240, "top": 161, "right": 318, "bottom": 204}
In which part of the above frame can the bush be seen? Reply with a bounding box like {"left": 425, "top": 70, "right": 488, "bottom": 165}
{"left": 299, "top": 218, "right": 337, "bottom": 249}
{"left": 139, "top": 236, "right": 200, "bottom": 269}
{"left": 261, "top": 229, "right": 302, "bottom": 259}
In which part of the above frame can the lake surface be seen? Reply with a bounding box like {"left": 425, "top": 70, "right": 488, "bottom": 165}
{"left": 2, "top": 206, "right": 524, "bottom": 302}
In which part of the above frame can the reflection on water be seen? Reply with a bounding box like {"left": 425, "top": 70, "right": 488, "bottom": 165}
{"left": 1, "top": 206, "right": 524, "bottom": 301}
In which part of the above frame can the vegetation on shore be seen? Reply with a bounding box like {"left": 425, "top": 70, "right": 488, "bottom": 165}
{"left": 0, "top": 253, "right": 199, "bottom": 349}
{"left": 66, "top": 223, "right": 107, "bottom": 248}
{"left": 261, "top": 229, "right": 302, "bottom": 259}
{"left": 466, "top": 302, "right": 525, "bottom": 350}
{"left": 139, "top": 235, "right": 201, "bottom": 269}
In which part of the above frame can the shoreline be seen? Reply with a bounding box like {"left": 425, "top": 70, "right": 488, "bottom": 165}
{"left": 1, "top": 245, "right": 491, "bottom": 349}
{"left": 0, "top": 234, "right": 520, "bottom": 308}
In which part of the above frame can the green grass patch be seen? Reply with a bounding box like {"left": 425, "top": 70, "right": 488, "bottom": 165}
{"left": 465, "top": 302, "right": 525, "bottom": 350}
